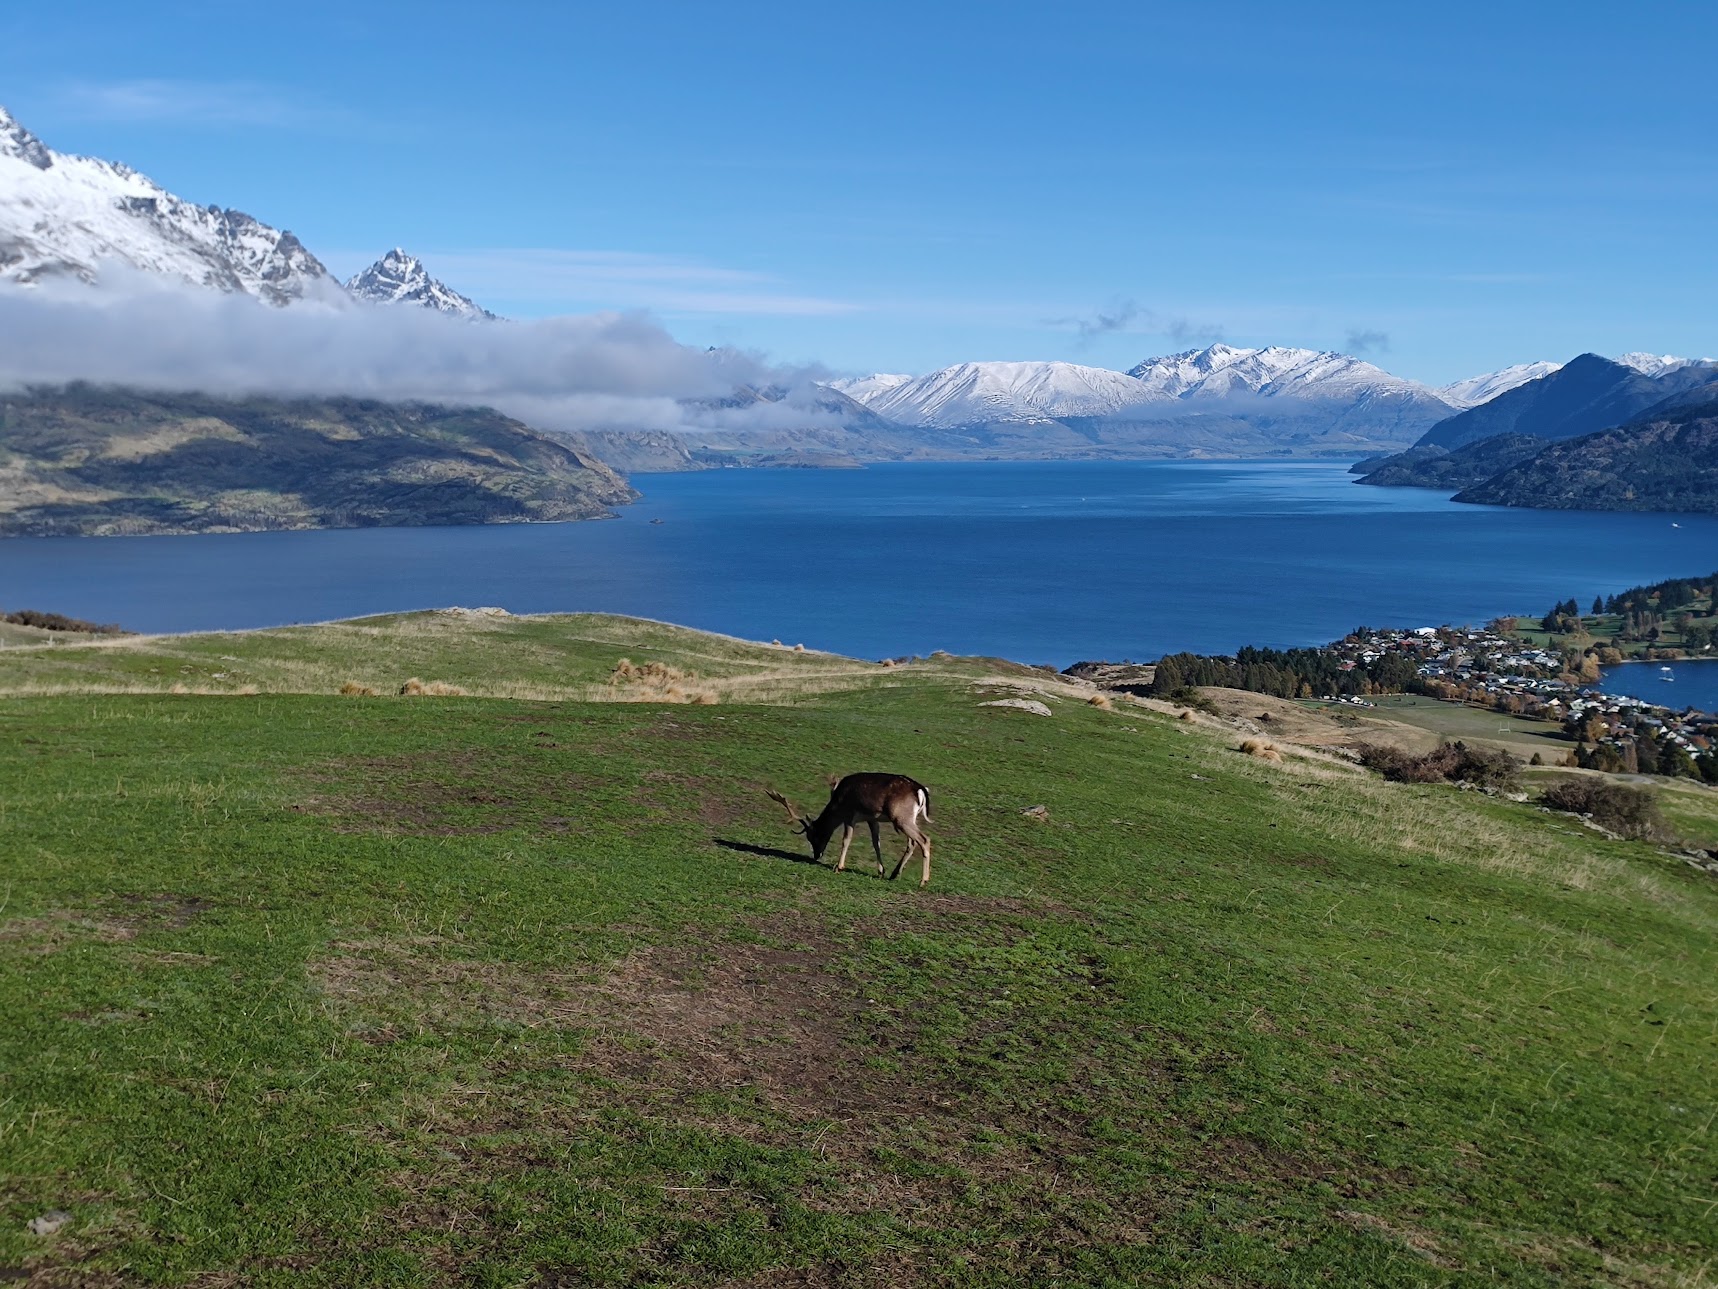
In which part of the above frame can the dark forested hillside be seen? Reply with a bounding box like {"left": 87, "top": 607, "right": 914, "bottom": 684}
{"left": 1455, "top": 403, "right": 1718, "bottom": 512}
{"left": 1354, "top": 432, "right": 1545, "bottom": 490}
{"left": 0, "top": 384, "right": 637, "bottom": 536}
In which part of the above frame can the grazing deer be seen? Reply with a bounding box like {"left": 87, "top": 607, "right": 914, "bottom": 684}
{"left": 766, "top": 773, "right": 934, "bottom": 887}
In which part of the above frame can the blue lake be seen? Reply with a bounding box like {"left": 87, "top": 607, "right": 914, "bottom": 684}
{"left": 1598, "top": 658, "right": 1718, "bottom": 711}
{"left": 4, "top": 460, "right": 1717, "bottom": 666}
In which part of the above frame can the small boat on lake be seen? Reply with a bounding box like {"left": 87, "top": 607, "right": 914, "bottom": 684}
{"left": 1660, "top": 666, "right": 1675, "bottom": 681}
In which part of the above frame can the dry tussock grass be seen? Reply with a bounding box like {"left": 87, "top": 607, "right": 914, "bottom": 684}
{"left": 339, "top": 681, "right": 377, "bottom": 697}
{"left": 1087, "top": 692, "right": 1113, "bottom": 709}
{"left": 1238, "top": 737, "right": 1284, "bottom": 763}
{"left": 605, "top": 657, "right": 719, "bottom": 704}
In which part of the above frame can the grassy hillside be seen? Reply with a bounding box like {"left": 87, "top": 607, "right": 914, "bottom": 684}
{"left": 0, "top": 385, "right": 636, "bottom": 536}
{"left": 2, "top": 614, "right": 1716, "bottom": 1286}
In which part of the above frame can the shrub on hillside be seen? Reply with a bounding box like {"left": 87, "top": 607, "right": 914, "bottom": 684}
{"left": 1168, "top": 686, "right": 1218, "bottom": 715}
{"left": 1540, "top": 780, "right": 1666, "bottom": 841}
{"left": 1356, "top": 741, "right": 1519, "bottom": 791}
{"left": 3, "top": 609, "right": 126, "bottom": 635}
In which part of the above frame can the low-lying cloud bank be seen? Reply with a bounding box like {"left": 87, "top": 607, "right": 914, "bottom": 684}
{"left": 0, "top": 278, "right": 840, "bottom": 434}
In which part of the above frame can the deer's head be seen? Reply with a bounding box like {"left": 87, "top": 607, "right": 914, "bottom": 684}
{"left": 766, "top": 788, "right": 830, "bottom": 859}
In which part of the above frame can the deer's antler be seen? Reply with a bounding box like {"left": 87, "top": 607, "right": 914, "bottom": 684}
{"left": 765, "top": 788, "right": 807, "bottom": 832}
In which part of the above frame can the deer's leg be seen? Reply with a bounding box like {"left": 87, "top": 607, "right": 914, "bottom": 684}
{"left": 836, "top": 824, "right": 854, "bottom": 872}
{"left": 889, "top": 837, "right": 914, "bottom": 882}
{"left": 920, "top": 835, "right": 931, "bottom": 888}
{"left": 868, "top": 820, "right": 884, "bottom": 875}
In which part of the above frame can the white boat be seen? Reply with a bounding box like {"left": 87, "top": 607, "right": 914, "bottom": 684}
{"left": 1660, "top": 666, "right": 1675, "bottom": 681}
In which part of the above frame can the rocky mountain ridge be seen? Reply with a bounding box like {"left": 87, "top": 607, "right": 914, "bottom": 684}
{"left": 0, "top": 105, "right": 490, "bottom": 317}
{"left": 345, "top": 249, "right": 496, "bottom": 320}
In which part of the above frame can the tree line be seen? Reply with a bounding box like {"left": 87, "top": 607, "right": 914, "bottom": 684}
{"left": 1151, "top": 643, "right": 1420, "bottom": 700}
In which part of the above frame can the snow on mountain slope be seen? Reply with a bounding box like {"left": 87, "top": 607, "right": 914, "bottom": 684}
{"left": 1437, "top": 361, "right": 1563, "bottom": 409}
{"left": 863, "top": 361, "right": 1157, "bottom": 428}
{"left": 0, "top": 104, "right": 341, "bottom": 305}
{"left": 1128, "top": 343, "right": 1452, "bottom": 411}
{"left": 825, "top": 373, "right": 912, "bottom": 403}
{"left": 346, "top": 249, "right": 496, "bottom": 320}
{"left": 1615, "top": 352, "right": 1701, "bottom": 377}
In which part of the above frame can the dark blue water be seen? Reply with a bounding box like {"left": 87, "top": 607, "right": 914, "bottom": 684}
{"left": 1599, "top": 658, "right": 1718, "bottom": 711}
{"left": 4, "top": 461, "right": 1716, "bottom": 665}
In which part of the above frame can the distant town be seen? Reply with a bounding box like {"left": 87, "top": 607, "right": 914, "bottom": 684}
{"left": 1144, "top": 572, "right": 1718, "bottom": 782}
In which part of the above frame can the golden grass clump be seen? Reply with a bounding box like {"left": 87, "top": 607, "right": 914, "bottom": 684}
{"left": 605, "top": 657, "right": 717, "bottom": 703}
{"left": 169, "top": 682, "right": 189, "bottom": 695}
{"left": 1087, "top": 692, "right": 1113, "bottom": 709}
{"left": 610, "top": 658, "right": 694, "bottom": 687}
{"left": 1177, "top": 709, "right": 1194, "bottom": 722}
{"left": 1239, "top": 737, "right": 1284, "bottom": 763}
{"left": 793, "top": 643, "right": 806, "bottom": 653}
{"left": 339, "top": 681, "right": 377, "bottom": 697}
{"left": 399, "top": 678, "right": 468, "bottom": 697}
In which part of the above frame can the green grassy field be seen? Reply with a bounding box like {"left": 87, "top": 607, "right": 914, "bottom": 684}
{"left": 2, "top": 614, "right": 1716, "bottom": 1286}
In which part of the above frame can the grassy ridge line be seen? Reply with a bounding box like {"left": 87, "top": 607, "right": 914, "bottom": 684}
{"left": 0, "top": 609, "right": 1094, "bottom": 706}
{"left": 1, "top": 614, "right": 1716, "bottom": 1284}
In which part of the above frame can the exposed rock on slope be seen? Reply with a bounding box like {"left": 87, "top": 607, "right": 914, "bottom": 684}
{"left": 345, "top": 249, "right": 496, "bottom": 320}
{"left": 0, "top": 385, "right": 636, "bottom": 536}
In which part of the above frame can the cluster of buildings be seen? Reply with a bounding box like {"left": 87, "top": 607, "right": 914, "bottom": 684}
{"left": 1322, "top": 625, "right": 1718, "bottom": 777}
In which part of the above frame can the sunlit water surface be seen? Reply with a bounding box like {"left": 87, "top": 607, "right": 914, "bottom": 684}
{"left": 5, "top": 461, "right": 1716, "bottom": 666}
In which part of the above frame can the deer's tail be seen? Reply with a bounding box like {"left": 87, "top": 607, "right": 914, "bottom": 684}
{"left": 916, "top": 786, "right": 933, "bottom": 825}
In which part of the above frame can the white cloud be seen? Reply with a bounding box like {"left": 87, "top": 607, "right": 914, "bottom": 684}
{"left": 0, "top": 273, "right": 799, "bottom": 434}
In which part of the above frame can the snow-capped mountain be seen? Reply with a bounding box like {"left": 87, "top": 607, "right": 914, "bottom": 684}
{"left": 1437, "top": 361, "right": 1563, "bottom": 410}
{"left": 1126, "top": 343, "right": 1452, "bottom": 413}
{"left": 0, "top": 105, "right": 341, "bottom": 305}
{"left": 825, "top": 373, "right": 912, "bottom": 403}
{"left": 861, "top": 361, "right": 1157, "bottom": 428}
{"left": 1615, "top": 352, "right": 1700, "bottom": 377}
{"left": 345, "top": 248, "right": 496, "bottom": 320}
{"left": 824, "top": 344, "right": 1459, "bottom": 452}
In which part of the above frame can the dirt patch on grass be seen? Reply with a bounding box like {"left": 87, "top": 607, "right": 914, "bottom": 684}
{"left": 316, "top": 905, "right": 1400, "bottom": 1284}
{"left": 290, "top": 752, "right": 548, "bottom": 836}
{"left": 0, "top": 894, "right": 212, "bottom": 957}
{"left": 109, "top": 892, "right": 213, "bottom": 931}
{"left": 635, "top": 769, "right": 752, "bottom": 831}
{"left": 0, "top": 912, "right": 135, "bottom": 955}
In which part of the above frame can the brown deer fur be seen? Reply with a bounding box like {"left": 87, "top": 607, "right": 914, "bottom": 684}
{"left": 766, "top": 773, "right": 934, "bottom": 887}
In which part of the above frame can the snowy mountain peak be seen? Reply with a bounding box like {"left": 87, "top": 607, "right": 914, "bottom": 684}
{"left": 1436, "top": 361, "right": 1563, "bottom": 410}
{"left": 0, "top": 102, "right": 342, "bottom": 304}
{"left": 825, "top": 373, "right": 912, "bottom": 403}
{"left": 1615, "top": 352, "right": 1695, "bottom": 377}
{"left": 1127, "top": 343, "right": 1450, "bottom": 411}
{"left": 345, "top": 248, "right": 496, "bottom": 320}
{"left": 0, "top": 105, "right": 52, "bottom": 170}
{"left": 862, "top": 360, "right": 1158, "bottom": 428}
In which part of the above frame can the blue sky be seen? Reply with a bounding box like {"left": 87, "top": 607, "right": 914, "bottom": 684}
{"left": 4, "top": 0, "right": 1716, "bottom": 384}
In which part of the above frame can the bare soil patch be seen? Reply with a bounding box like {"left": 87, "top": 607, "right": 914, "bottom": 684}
{"left": 289, "top": 752, "right": 542, "bottom": 836}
